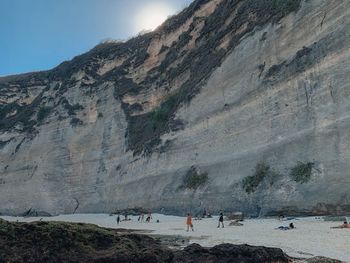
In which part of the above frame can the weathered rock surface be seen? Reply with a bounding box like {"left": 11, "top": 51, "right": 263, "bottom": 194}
{"left": 0, "top": 220, "right": 342, "bottom": 263}
{"left": 1, "top": 0, "right": 350, "bottom": 216}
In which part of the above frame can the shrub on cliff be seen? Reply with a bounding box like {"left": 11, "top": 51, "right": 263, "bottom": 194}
{"left": 37, "top": 106, "right": 52, "bottom": 122}
{"left": 290, "top": 162, "right": 314, "bottom": 183}
{"left": 242, "top": 162, "right": 279, "bottom": 193}
{"left": 271, "top": 0, "right": 301, "bottom": 16}
{"left": 180, "top": 166, "right": 208, "bottom": 190}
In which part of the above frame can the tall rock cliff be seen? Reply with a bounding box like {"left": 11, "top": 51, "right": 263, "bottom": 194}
{"left": 1, "top": 0, "right": 350, "bottom": 216}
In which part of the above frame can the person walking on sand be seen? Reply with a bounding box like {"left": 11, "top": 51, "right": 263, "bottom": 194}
{"left": 218, "top": 212, "right": 224, "bottom": 228}
{"left": 116, "top": 215, "right": 120, "bottom": 225}
{"left": 186, "top": 213, "right": 194, "bottom": 232}
{"left": 146, "top": 212, "right": 152, "bottom": 222}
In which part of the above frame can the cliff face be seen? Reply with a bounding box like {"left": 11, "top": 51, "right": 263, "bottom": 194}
{"left": 1, "top": 0, "right": 350, "bottom": 216}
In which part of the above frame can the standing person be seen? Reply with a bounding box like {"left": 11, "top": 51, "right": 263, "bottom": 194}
{"left": 186, "top": 213, "right": 194, "bottom": 232}
{"left": 116, "top": 215, "right": 120, "bottom": 225}
{"left": 141, "top": 213, "right": 144, "bottom": 222}
{"left": 218, "top": 212, "right": 224, "bottom": 228}
{"left": 146, "top": 212, "right": 152, "bottom": 222}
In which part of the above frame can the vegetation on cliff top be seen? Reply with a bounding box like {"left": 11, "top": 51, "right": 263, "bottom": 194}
{"left": 0, "top": 0, "right": 302, "bottom": 156}
{"left": 122, "top": 0, "right": 302, "bottom": 156}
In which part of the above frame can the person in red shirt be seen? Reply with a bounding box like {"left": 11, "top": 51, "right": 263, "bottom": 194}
{"left": 186, "top": 213, "right": 194, "bottom": 232}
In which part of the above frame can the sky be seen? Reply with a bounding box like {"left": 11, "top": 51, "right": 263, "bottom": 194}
{"left": 0, "top": 0, "right": 193, "bottom": 76}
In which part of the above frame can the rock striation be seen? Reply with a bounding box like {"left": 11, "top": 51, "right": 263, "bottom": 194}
{"left": 0, "top": 0, "right": 350, "bottom": 216}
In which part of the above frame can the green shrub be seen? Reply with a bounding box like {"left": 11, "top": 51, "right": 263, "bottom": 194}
{"left": 242, "top": 162, "right": 280, "bottom": 193}
{"left": 180, "top": 166, "right": 208, "bottom": 190}
{"left": 37, "top": 106, "right": 52, "bottom": 122}
{"left": 290, "top": 162, "right": 314, "bottom": 183}
{"left": 70, "top": 118, "right": 83, "bottom": 127}
{"left": 272, "top": 0, "right": 301, "bottom": 15}
{"left": 151, "top": 107, "right": 168, "bottom": 123}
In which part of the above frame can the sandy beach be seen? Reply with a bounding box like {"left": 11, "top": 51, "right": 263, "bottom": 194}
{"left": 1, "top": 214, "right": 349, "bottom": 262}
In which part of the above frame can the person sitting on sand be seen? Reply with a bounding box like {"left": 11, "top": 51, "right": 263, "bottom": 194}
{"left": 186, "top": 213, "right": 194, "bottom": 232}
{"left": 218, "top": 212, "right": 224, "bottom": 228}
{"left": 277, "top": 222, "right": 295, "bottom": 230}
{"left": 331, "top": 221, "right": 350, "bottom": 229}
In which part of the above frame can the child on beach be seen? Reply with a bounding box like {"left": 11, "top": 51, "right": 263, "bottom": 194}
{"left": 186, "top": 213, "right": 194, "bottom": 232}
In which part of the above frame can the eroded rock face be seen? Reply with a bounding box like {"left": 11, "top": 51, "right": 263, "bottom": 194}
{"left": 0, "top": 219, "right": 292, "bottom": 263}
{"left": 1, "top": 0, "right": 350, "bottom": 216}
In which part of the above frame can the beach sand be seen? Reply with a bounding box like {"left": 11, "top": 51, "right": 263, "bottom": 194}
{"left": 1, "top": 214, "right": 349, "bottom": 262}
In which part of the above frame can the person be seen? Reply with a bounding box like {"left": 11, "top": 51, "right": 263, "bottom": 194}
{"left": 342, "top": 221, "right": 350, "bottom": 228}
{"left": 141, "top": 213, "right": 144, "bottom": 222}
{"left": 186, "top": 213, "right": 194, "bottom": 232}
{"left": 146, "top": 212, "right": 152, "bottom": 222}
{"left": 277, "top": 222, "right": 295, "bottom": 230}
{"left": 331, "top": 221, "right": 350, "bottom": 229}
{"left": 116, "top": 215, "right": 120, "bottom": 225}
{"left": 203, "top": 209, "right": 207, "bottom": 218}
{"left": 218, "top": 212, "right": 224, "bottom": 228}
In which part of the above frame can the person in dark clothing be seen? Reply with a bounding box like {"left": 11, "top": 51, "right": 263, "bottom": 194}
{"left": 203, "top": 209, "right": 207, "bottom": 218}
{"left": 116, "top": 215, "right": 120, "bottom": 225}
{"left": 218, "top": 212, "right": 224, "bottom": 228}
{"left": 289, "top": 222, "right": 295, "bottom": 229}
{"left": 146, "top": 212, "right": 152, "bottom": 222}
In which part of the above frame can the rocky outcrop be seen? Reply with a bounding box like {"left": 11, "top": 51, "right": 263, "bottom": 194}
{"left": 0, "top": 219, "right": 341, "bottom": 263}
{"left": 173, "top": 243, "right": 290, "bottom": 263}
{"left": 1, "top": 0, "right": 350, "bottom": 216}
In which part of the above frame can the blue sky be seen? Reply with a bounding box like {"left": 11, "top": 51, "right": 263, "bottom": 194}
{"left": 0, "top": 0, "right": 193, "bottom": 76}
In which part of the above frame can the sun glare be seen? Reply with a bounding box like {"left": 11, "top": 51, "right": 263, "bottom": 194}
{"left": 135, "top": 3, "right": 174, "bottom": 32}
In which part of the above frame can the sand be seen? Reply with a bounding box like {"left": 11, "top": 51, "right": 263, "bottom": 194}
{"left": 1, "top": 214, "right": 349, "bottom": 262}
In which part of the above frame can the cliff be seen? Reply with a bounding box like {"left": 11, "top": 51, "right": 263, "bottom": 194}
{"left": 1, "top": 0, "right": 350, "bottom": 216}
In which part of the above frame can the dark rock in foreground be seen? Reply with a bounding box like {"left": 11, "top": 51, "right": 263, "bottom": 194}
{"left": 173, "top": 243, "right": 290, "bottom": 263}
{"left": 0, "top": 220, "right": 341, "bottom": 263}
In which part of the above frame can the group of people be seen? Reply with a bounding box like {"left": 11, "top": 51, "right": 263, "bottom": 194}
{"left": 137, "top": 213, "right": 152, "bottom": 223}
{"left": 186, "top": 212, "right": 225, "bottom": 231}
{"left": 116, "top": 211, "right": 224, "bottom": 230}
{"left": 115, "top": 212, "right": 153, "bottom": 224}
{"left": 116, "top": 211, "right": 350, "bottom": 231}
